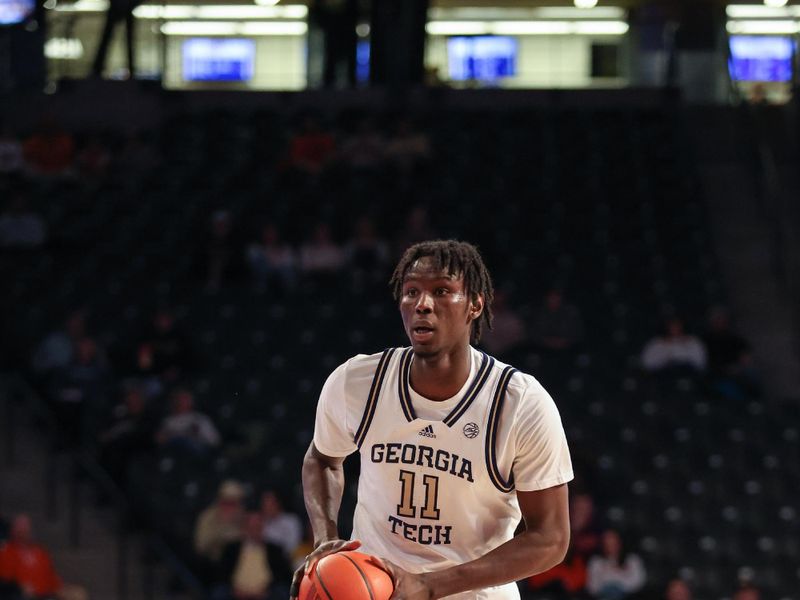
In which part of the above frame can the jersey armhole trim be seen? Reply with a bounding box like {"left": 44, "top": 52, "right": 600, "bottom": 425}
{"left": 354, "top": 348, "right": 396, "bottom": 449}
{"left": 485, "top": 365, "right": 517, "bottom": 493}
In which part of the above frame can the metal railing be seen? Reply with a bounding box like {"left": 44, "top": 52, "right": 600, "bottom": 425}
{"left": 1, "top": 373, "right": 207, "bottom": 600}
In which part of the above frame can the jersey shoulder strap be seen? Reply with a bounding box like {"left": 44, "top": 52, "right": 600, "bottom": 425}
{"left": 354, "top": 347, "right": 397, "bottom": 449}
{"left": 485, "top": 365, "right": 518, "bottom": 493}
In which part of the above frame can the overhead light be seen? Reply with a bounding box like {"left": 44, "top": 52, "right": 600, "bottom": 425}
{"left": 45, "top": 37, "right": 84, "bottom": 59}
{"left": 254, "top": 0, "right": 280, "bottom": 5}
{"left": 426, "top": 20, "right": 629, "bottom": 36}
{"left": 726, "top": 5, "right": 795, "bottom": 18}
{"left": 133, "top": 4, "right": 307, "bottom": 19}
{"left": 575, "top": 0, "right": 599, "bottom": 8}
{"left": 764, "top": 0, "right": 788, "bottom": 8}
{"left": 726, "top": 19, "right": 800, "bottom": 34}
{"left": 428, "top": 6, "right": 625, "bottom": 20}
{"left": 54, "top": 0, "right": 108, "bottom": 12}
{"left": 160, "top": 20, "right": 307, "bottom": 36}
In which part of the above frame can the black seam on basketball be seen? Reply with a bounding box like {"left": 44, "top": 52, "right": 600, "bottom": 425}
{"left": 314, "top": 562, "right": 335, "bottom": 600}
{"left": 341, "top": 554, "right": 376, "bottom": 600}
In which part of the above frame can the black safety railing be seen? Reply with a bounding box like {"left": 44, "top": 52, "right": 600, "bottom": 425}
{"left": 0, "top": 373, "right": 208, "bottom": 600}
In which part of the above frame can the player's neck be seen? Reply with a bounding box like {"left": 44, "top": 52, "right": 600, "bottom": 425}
{"left": 409, "top": 344, "right": 471, "bottom": 402}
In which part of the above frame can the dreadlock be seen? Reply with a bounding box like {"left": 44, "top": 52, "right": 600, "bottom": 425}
{"left": 389, "top": 240, "right": 494, "bottom": 344}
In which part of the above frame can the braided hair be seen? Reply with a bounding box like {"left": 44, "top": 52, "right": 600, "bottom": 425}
{"left": 390, "top": 240, "right": 494, "bottom": 344}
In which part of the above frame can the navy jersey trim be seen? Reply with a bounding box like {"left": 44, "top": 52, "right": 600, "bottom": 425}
{"left": 485, "top": 365, "right": 517, "bottom": 493}
{"left": 397, "top": 348, "right": 417, "bottom": 422}
{"left": 355, "top": 348, "right": 396, "bottom": 449}
{"left": 443, "top": 352, "right": 494, "bottom": 427}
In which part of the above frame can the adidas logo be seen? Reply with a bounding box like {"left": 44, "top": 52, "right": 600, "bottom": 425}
{"left": 418, "top": 425, "right": 436, "bottom": 439}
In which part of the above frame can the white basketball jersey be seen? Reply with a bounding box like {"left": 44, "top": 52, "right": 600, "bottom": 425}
{"left": 313, "top": 345, "right": 573, "bottom": 600}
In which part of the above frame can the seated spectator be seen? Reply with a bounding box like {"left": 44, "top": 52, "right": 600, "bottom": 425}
{"left": 31, "top": 310, "right": 87, "bottom": 380}
{"left": 344, "top": 217, "right": 389, "bottom": 287}
{"left": 156, "top": 388, "right": 220, "bottom": 456}
{"left": 75, "top": 135, "right": 111, "bottom": 179}
{"left": 338, "top": 118, "right": 386, "bottom": 170}
{"left": 287, "top": 116, "right": 335, "bottom": 175}
{"left": 0, "top": 194, "right": 47, "bottom": 249}
{"left": 664, "top": 578, "right": 692, "bottom": 600}
{"left": 531, "top": 289, "right": 584, "bottom": 352}
{"left": 259, "top": 491, "right": 302, "bottom": 561}
{"left": 299, "top": 223, "right": 344, "bottom": 278}
{"left": 0, "top": 513, "right": 87, "bottom": 600}
{"left": 586, "top": 530, "right": 646, "bottom": 600}
{"left": 203, "top": 211, "right": 242, "bottom": 291}
{"left": 247, "top": 224, "right": 297, "bottom": 294}
{"left": 0, "top": 125, "right": 24, "bottom": 175}
{"left": 526, "top": 544, "right": 587, "bottom": 600}
{"left": 393, "top": 206, "right": 437, "bottom": 258}
{"left": 135, "top": 308, "right": 193, "bottom": 393}
{"left": 702, "top": 307, "right": 760, "bottom": 399}
{"left": 641, "top": 317, "right": 706, "bottom": 374}
{"left": 22, "top": 115, "right": 74, "bottom": 177}
{"left": 214, "top": 512, "right": 292, "bottom": 600}
{"left": 194, "top": 481, "right": 246, "bottom": 565}
{"left": 732, "top": 584, "right": 761, "bottom": 600}
{"left": 98, "top": 383, "right": 155, "bottom": 484}
{"left": 571, "top": 493, "right": 601, "bottom": 559}
{"left": 48, "top": 336, "right": 109, "bottom": 447}
{"left": 480, "top": 290, "right": 526, "bottom": 357}
{"left": 385, "top": 117, "right": 431, "bottom": 172}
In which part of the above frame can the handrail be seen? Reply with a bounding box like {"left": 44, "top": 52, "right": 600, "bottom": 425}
{"left": 1, "top": 374, "right": 208, "bottom": 600}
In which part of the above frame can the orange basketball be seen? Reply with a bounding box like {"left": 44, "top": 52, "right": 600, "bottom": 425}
{"left": 299, "top": 551, "right": 394, "bottom": 600}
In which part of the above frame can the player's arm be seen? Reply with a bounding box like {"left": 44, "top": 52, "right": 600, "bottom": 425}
{"left": 289, "top": 442, "right": 361, "bottom": 600}
{"left": 385, "top": 483, "right": 570, "bottom": 600}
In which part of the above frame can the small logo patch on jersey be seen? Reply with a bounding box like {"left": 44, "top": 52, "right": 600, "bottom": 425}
{"left": 418, "top": 424, "right": 436, "bottom": 439}
{"left": 463, "top": 422, "right": 479, "bottom": 439}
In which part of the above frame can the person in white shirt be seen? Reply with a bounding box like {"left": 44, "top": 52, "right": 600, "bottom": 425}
{"left": 291, "top": 240, "right": 573, "bottom": 600}
{"left": 259, "top": 490, "right": 302, "bottom": 560}
{"left": 641, "top": 317, "right": 707, "bottom": 373}
{"left": 586, "top": 530, "right": 646, "bottom": 600}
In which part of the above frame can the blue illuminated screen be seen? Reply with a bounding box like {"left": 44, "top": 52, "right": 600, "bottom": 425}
{"left": 729, "top": 36, "right": 795, "bottom": 82}
{"left": 447, "top": 36, "right": 517, "bottom": 82}
{"left": 182, "top": 38, "right": 256, "bottom": 82}
{"left": 0, "top": 0, "right": 35, "bottom": 25}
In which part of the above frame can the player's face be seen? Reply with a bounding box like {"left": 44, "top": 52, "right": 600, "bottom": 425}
{"left": 399, "top": 257, "right": 482, "bottom": 357}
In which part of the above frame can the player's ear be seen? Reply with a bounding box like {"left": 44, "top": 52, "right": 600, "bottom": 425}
{"left": 469, "top": 294, "right": 484, "bottom": 321}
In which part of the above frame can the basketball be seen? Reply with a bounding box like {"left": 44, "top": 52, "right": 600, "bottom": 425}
{"left": 299, "top": 551, "right": 394, "bottom": 600}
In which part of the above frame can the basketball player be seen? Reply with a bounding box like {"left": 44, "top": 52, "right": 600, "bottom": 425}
{"left": 291, "top": 240, "right": 573, "bottom": 600}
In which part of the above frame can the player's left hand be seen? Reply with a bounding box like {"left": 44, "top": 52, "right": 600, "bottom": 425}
{"left": 377, "top": 559, "right": 435, "bottom": 600}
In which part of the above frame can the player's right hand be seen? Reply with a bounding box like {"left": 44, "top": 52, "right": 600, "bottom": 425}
{"left": 289, "top": 538, "right": 362, "bottom": 600}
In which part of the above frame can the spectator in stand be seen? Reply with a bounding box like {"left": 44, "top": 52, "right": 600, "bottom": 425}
{"left": 732, "top": 584, "right": 761, "bottom": 600}
{"left": 299, "top": 223, "right": 344, "bottom": 280}
{"left": 338, "top": 118, "right": 386, "bottom": 171}
{"left": 0, "top": 125, "right": 24, "bottom": 176}
{"left": 526, "top": 543, "right": 587, "bottom": 600}
{"left": 156, "top": 387, "right": 220, "bottom": 456}
{"left": 641, "top": 317, "right": 706, "bottom": 374}
{"left": 203, "top": 210, "right": 242, "bottom": 291}
{"left": 75, "top": 135, "right": 111, "bottom": 179}
{"left": 385, "top": 117, "right": 431, "bottom": 173}
{"left": 31, "top": 310, "right": 87, "bottom": 380}
{"left": 247, "top": 224, "right": 297, "bottom": 294}
{"left": 22, "top": 115, "right": 75, "bottom": 177}
{"left": 664, "top": 578, "right": 692, "bottom": 600}
{"left": 287, "top": 115, "right": 335, "bottom": 175}
{"left": 531, "top": 289, "right": 584, "bottom": 352}
{"left": 480, "top": 290, "right": 526, "bottom": 357}
{"left": 195, "top": 481, "right": 246, "bottom": 565}
{"left": 586, "top": 529, "right": 646, "bottom": 600}
{"left": 0, "top": 194, "right": 47, "bottom": 249}
{"left": 48, "top": 336, "right": 109, "bottom": 448}
{"left": 393, "top": 206, "right": 437, "bottom": 258}
{"left": 570, "top": 493, "right": 601, "bottom": 559}
{"left": 259, "top": 491, "right": 302, "bottom": 561}
{"left": 702, "top": 307, "right": 761, "bottom": 399}
{"left": 0, "top": 513, "right": 87, "bottom": 600}
{"left": 344, "top": 216, "right": 389, "bottom": 288}
{"left": 214, "top": 512, "right": 293, "bottom": 600}
{"left": 98, "top": 382, "right": 155, "bottom": 484}
{"left": 135, "top": 308, "right": 193, "bottom": 393}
